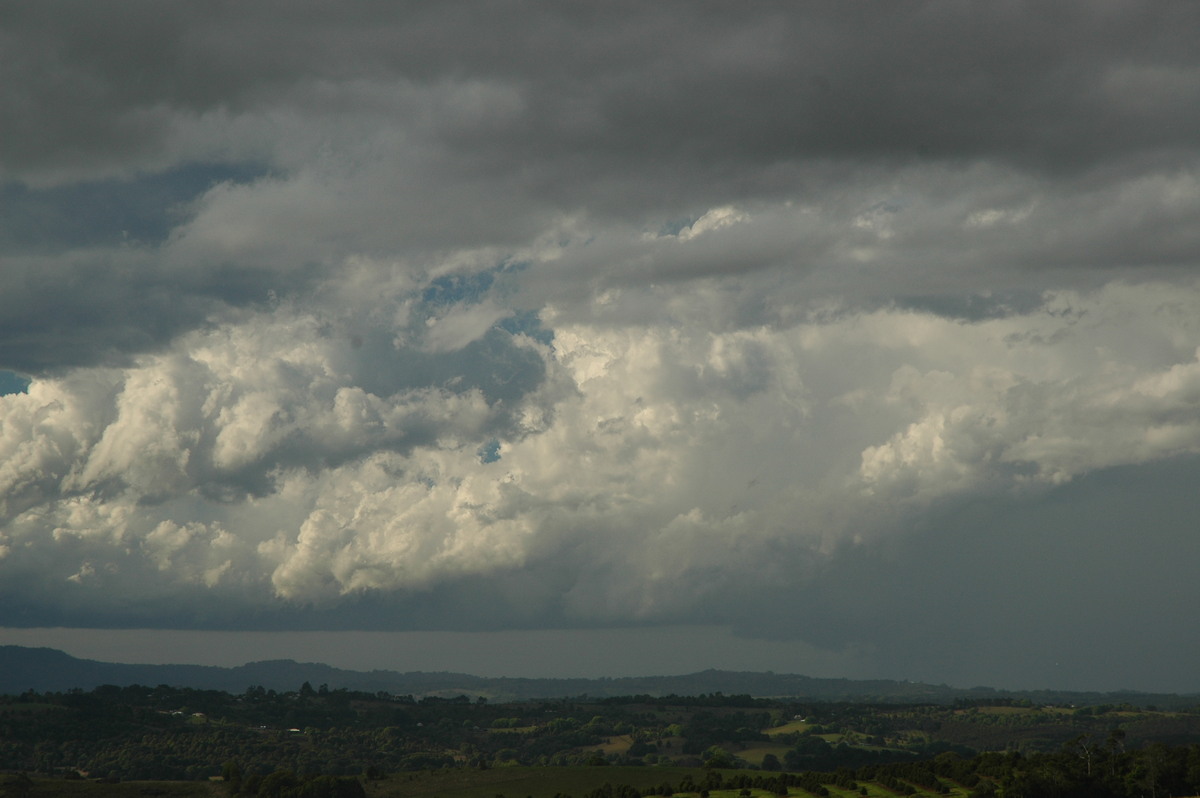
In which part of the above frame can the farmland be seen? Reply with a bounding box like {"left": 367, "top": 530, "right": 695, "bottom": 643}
{"left": 5, "top": 686, "right": 1200, "bottom": 797}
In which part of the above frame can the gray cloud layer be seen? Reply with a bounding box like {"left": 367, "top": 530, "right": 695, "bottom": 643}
{"left": 3, "top": 1, "right": 1200, "bottom": 690}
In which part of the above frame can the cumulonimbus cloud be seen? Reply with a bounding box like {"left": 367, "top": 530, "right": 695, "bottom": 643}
{"left": 2, "top": 256, "right": 1199, "bottom": 628}
{"left": 5, "top": 4, "right": 1200, "bottom": 694}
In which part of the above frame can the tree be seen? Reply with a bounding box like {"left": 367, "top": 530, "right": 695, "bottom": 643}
{"left": 1106, "top": 728, "right": 1126, "bottom": 779}
{"left": 221, "top": 761, "right": 243, "bottom": 795}
{"left": 1068, "top": 733, "right": 1098, "bottom": 777}
{"left": 968, "top": 781, "right": 995, "bottom": 798}
{"left": 258, "top": 770, "right": 300, "bottom": 798}
{"left": 703, "top": 746, "right": 736, "bottom": 769}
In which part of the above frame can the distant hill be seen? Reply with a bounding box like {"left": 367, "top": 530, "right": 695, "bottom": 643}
{"left": 1, "top": 645, "right": 1196, "bottom": 707}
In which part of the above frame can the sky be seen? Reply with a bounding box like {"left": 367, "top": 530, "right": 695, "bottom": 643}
{"left": 2, "top": 1, "right": 1200, "bottom": 694}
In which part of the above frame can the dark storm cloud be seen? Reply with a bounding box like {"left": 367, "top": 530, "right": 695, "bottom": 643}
{"left": 0, "top": 256, "right": 206, "bottom": 373}
{"left": 6, "top": 2, "right": 1200, "bottom": 183}
{"left": 4, "top": 1, "right": 1200, "bottom": 369}
{"left": 895, "top": 291, "right": 1048, "bottom": 322}
{"left": 0, "top": 251, "right": 317, "bottom": 373}
{"left": 0, "top": 163, "right": 265, "bottom": 253}
{"left": 733, "top": 454, "right": 1200, "bottom": 692}
{"left": 0, "top": 163, "right": 275, "bottom": 372}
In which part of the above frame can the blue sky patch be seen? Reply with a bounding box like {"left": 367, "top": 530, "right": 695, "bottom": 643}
{"left": 422, "top": 260, "right": 530, "bottom": 308}
{"left": 422, "top": 271, "right": 496, "bottom": 307}
{"left": 0, "top": 371, "right": 31, "bottom": 396}
{"left": 498, "top": 310, "right": 554, "bottom": 346}
{"left": 477, "top": 439, "right": 502, "bottom": 464}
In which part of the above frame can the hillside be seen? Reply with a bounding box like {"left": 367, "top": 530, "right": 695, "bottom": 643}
{"left": 2, "top": 646, "right": 1198, "bottom": 709}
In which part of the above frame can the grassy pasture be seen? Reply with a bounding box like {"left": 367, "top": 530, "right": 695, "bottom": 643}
{"left": 763, "top": 722, "right": 809, "bottom": 737}
{"left": 590, "top": 735, "right": 635, "bottom": 755}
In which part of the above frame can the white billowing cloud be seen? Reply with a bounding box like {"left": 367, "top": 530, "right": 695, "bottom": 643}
{"left": 144, "top": 519, "right": 239, "bottom": 588}
{"left": 71, "top": 360, "right": 203, "bottom": 495}
{"left": 0, "top": 372, "right": 119, "bottom": 518}
{"left": 676, "top": 206, "right": 749, "bottom": 241}
{"left": 858, "top": 283, "right": 1200, "bottom": 499}
{"left": 4, "top": 263, "right": 1200, "bottom": 628}
{"left": 260, "top": 451, "right": 537, "bottom": 600}
{"left": 0, "top": 301, "right": 539, "bottom": 595}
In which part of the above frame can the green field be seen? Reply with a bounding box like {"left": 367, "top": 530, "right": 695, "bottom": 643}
{"left": 763, "top": 722, "right": 809, "bottom": 737}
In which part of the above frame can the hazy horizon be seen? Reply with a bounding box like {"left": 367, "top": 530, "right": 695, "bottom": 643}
{"left": 0, "top": 624, "right": 1185, "bottom": 695}
{"left": 1, "top": 625, "right": 875, "bottom": 680}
